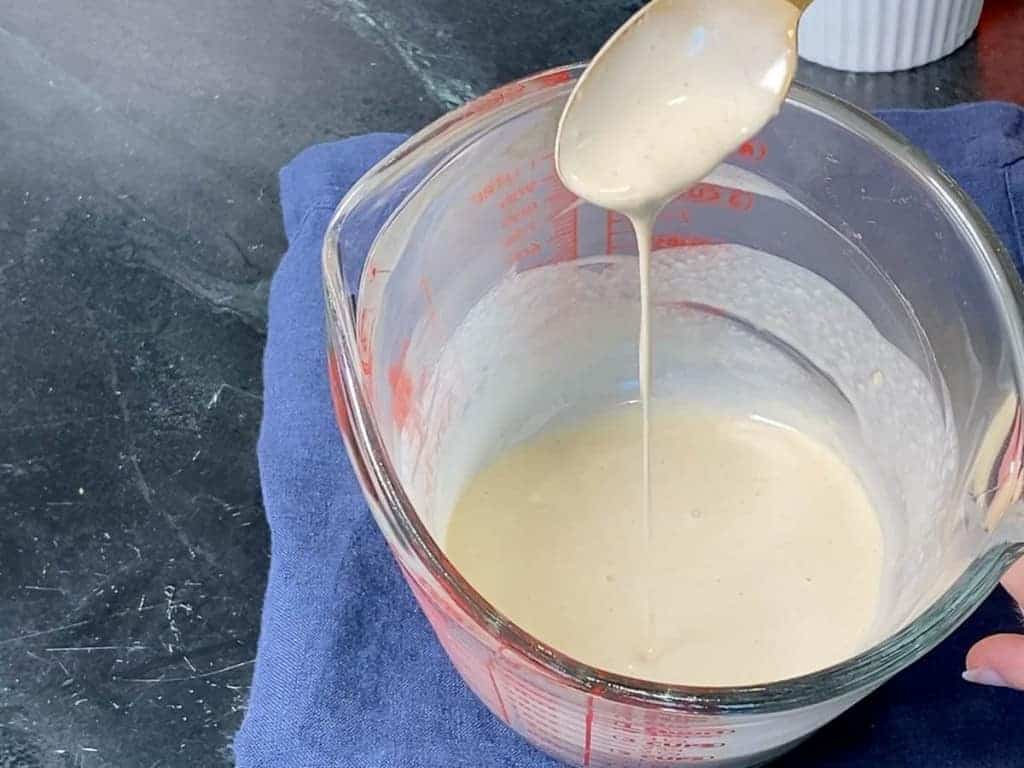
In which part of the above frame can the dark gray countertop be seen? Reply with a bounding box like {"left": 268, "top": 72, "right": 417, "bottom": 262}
{"left": 2, "top": 2, "right": 1023, "bottom": 766}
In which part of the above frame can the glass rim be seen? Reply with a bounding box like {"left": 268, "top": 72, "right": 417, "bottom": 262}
{"left": 322, "top": 64, "right": 1024, "bottom": 713}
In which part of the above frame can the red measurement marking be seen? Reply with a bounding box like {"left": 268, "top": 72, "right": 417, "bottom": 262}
{"left": 607, "top": 211, "right": 720, "bottom": 253}
{"left": 606, "top": 212, "right": 636, "bottom": 254}
{"left": 503, "top": 225, "right": 531, "bottom": 248}
{"left": 673, "top": 183, "right": 754, "bottom": 212}
{"left": 643, "top": 724, "right": 733, "bottom": 741}
{"left": 387, "top": 341, "right": 415, "bottom": 430}
{"left": 549, "top": 198, "right": 578, "bottom": 263}
{"left": 653, "top": 234, "right": 721, "bottom": 249}
{"left": 487, "top": 659, "right": 511, "bottom": 725}
{"left": 462, "top": 68, "right": 570, "bottom": 124}
{"left": 728, "top": 189, "right": 754, "bottom": 211}
{"left": 508, "top": 241, "right": 542, "bottom": 264}
{"left": 502, "top": 199, "right": 540, "bottom": 227}
{"left": 402, "top": 565, "right": 522, "bottom": 729}
{"left": 582, "top": 696, "right": 594, "bottom": 766}
{"left": 685, "top": 183, "right": 721, "bottom": 204}
{"left": 538, "top": 69, "right": 573, "bottom": 88}
{"left": 670, "top": 729, "right": 733, "bottom": 738}
{"left": 498, "top": 169, "right": 549, "bottom": 259}
{"left": 490, "top": 153, "right": 583, "bottom": 268}
{"left": 472, "top": 169, "right": 520, "bottom": 205}
{"left": 500, "top": 179, "right": 540, "bottom": 209}
{"left": 735, "top": 138, "right": 768, "bottom": 162}
{"left": 460, "top": 81, "right": 527, "bottom": 124}
{"left": 357, "top": 309, "right": 373, "bottom": 379}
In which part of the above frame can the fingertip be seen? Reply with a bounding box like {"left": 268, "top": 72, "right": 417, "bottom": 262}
{"left": 965, "top": 633, "right": 1024, "bottom": 690}
{"left": 962, "top": 668, "right": 1009, "bottom": 687}
{"left": 1001, "top": 557, "right": 1024, "bottom": 606}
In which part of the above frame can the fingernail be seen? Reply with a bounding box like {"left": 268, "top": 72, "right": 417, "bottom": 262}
{"left": 962, "top": 668, "right": 1011, "bottom": 688}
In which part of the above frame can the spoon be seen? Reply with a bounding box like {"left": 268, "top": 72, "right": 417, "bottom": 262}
{"left": 555, "top": 0, "right": 812, "bottom": 216}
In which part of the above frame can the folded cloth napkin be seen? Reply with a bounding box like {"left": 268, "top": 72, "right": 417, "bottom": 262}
{"left": 234, "top": 104, "right": 1024, "bottom": 768}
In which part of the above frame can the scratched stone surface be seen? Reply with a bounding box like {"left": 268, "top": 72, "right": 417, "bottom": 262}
{"left": 1, "top": 1, "right": 1023, "bottom": 767}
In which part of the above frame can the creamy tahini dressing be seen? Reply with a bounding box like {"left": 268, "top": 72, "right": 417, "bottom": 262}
{"left": 445, "top": 403, "right": 883, "bottom": 685}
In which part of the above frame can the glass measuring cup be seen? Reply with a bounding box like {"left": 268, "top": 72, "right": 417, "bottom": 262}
{"left": 322, "top": 66, "right": 1024, "bottom": 767}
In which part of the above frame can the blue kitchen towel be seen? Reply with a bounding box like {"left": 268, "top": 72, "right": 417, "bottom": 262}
{"left": 234, "top": 104, "right": 1024, "bottom": 768}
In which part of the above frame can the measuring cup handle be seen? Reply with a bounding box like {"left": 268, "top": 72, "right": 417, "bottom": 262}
{"left": 975, "top": 393, "right": 1024, "bottom": 550}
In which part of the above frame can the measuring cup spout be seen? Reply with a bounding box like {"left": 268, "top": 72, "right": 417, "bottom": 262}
{"left": 970, "top": 391, "right": 1024, "bottom": 551}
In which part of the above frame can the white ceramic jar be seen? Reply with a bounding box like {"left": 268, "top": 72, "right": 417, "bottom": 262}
{"left": 798, "top": 0, "right": 984, "bottom": 72}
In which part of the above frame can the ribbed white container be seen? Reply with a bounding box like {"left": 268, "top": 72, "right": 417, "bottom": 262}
{"left": 798, "top": 0, "right": 984, "bottom": 73}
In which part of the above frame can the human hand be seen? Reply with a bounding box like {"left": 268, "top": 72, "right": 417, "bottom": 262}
{"left": 964, "top": 557, "right": 1024, "bottom": 689}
